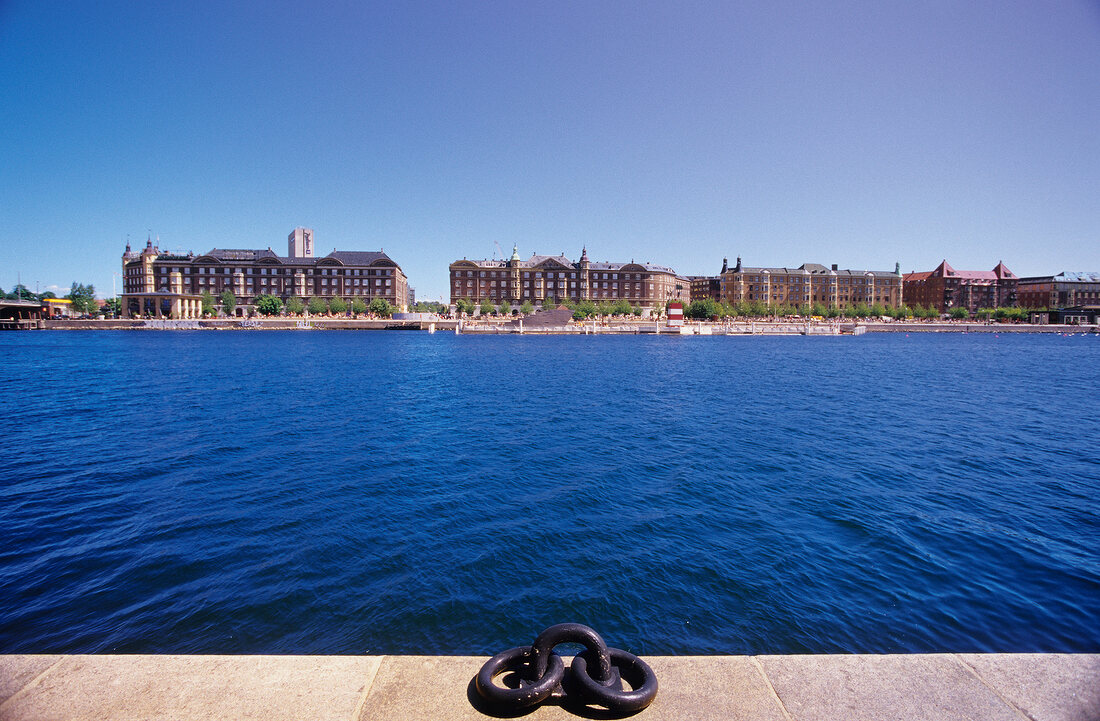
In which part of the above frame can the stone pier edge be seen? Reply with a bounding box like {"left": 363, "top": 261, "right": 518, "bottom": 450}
{"left": 1, "top": 653, "right": 1097, "bottom": 720}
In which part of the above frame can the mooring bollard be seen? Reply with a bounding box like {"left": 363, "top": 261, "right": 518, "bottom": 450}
{"left": 474, "top": 623, "right": 658, "bottom": 715}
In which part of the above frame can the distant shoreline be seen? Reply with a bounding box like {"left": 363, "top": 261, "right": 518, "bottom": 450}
{"left": 32, "top": 318, "right": 1098, "bottom": 334}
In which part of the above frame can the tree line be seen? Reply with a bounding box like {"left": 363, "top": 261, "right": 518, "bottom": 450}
{"left": 215, "top": 291, "right": 395, "bottom": 318}
{"left": 683, "top": 298, "right": 1034, "bottom": 321}
{"left": 2, "top": 282, "right": 107, "bottom": 315}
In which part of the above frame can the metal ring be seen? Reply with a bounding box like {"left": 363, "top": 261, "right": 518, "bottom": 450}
{"left": 531, "top": 622, "right": 614, "bottom": 682}
{"left": 475, "top": 646, "right": 565, "bottom": 709}
{"left": 570, "top": 646, "right": 659, "bottom": 713}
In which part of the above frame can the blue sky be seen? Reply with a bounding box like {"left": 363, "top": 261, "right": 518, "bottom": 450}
{"left": 2, "top": 1, "right": 1098, "bottom": 302}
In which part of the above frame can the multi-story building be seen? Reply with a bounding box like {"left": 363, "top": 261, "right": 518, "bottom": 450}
{"left": 689, "top": 260, "right": 724, "bottom": 302}
{"left": 449, "top": 246, "right": 689, "bottom": 307}
{"left": 121, "top": 229, "right": 409, "bottom": 318}
{"left": 719, "top": 257, "right": 903, "bottom": 310}
{"left": 903, "top": 260, "right": 1017, "bottom": 314}
{"left": 1016, "top": 271, "right": 1100, "bottom": 309}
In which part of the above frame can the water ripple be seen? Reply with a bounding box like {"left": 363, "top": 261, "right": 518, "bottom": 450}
{"left": 0, "top": 331, "right": 1097, "bottom": 654}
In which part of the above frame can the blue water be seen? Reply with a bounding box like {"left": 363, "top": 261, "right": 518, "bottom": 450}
{"left": 0, "top": 331, "right": 1097, "bottom": 655}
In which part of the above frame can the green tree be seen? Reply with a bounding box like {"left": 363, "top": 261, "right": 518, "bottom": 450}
{"left": 352, "top": 297, "right": 367, "bottom": 315}
{"left": 66, "top": 282, "right": 97, "bottom": 314}
{"left": 520, "top": 300, "right": 534, "bottom": 314}
{"left": 308, "top": 296, "right": 328, "bottom": 315}
{"left": 201, "top": 290, "right": 215, "bottom": 316}
{"left": 949, "top": 306, "right": 969, "bottom": 319}
{"left": 454, "top": 298, "right": 474, "bottom": 315}
{"left": 369, "top": 298, "right": 394, "bottom": 317}
{"left": 255, "top": 294, "right": 283, "bottom": 316}
{"left": 497, "top": 301, "right": 511, "bottom": 316}
{"left": 686, "top": 299, "right": 715, "bottom": 319}
{"left": 6, "top": 283, "right": 36, "bottom": 300}
{"left": 573, "top": 300, "right": 597, "bottom": 320}
{"left": 103, "top": 297, "right": 122, "bottom": 317}
{"left": 220, "top": 290, "right": 237, "bottom": 316}
{"left": 543, "top": 295, "right": 556, "bottom": 307}
{"left": 479, "top": 298, "right": 494, "bottom": 316}
{"left": 285, "top": 296, "right": 305, "bottom": 315}
{"left": 329, "top": 296, "right": 347, "bottom": 314}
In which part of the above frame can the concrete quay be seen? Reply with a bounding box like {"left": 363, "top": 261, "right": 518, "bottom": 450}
{"left": 1, "top": 654, "right": 1096, "bottom": 720}
{"left": 36, "top": 317, "right": 1098, "bottom": 334}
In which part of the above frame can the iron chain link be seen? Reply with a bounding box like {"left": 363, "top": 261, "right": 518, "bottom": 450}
{"left": 474, "top": 623, "right": 658, "bottom": 715}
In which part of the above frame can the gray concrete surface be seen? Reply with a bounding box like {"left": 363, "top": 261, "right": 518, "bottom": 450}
{"left": 0, "top": 654, "right": 1096, "bottom": 721}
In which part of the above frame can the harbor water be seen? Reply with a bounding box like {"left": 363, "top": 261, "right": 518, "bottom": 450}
{"left": 1, "top": 331, "right": 1097, "bottom": 655}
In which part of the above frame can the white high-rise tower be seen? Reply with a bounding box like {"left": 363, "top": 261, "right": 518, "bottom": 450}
{"left": 288, "top": 227, "right": 314, "bottom": 258}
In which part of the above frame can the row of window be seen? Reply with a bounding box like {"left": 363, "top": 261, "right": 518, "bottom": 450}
{"left": 734, "top": 274, "right": 898, "bottom": 283}
{"left": 149, "top": 266, "right": 392, "bottom": 277}
{"left": 455, "top": 270, "right": 652, "bottom": 280}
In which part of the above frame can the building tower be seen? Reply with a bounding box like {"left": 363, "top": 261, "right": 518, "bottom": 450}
{"left": 288, "top": 227, "right": 314, "bottom": 258}
{"left": 507, "top": 244, "right": 521, "bottom": 303}
{"left": 580, "top": 246, "right": 590, "bottom": 300}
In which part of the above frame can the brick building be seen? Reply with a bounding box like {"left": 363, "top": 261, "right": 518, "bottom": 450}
{"left": 1016, "top": 271, "right": 1100, "bottom": 309}
{"left": 903, "top": 261, "right": 1017, "bottom": 314}
{"left": 449, "top": 246, "right": 689, "bottom": 308}
{"left": 121, "top": 229, "right": 408, "bottom": 318}
{"left": 689, "top": 260, "right": 724, "bottom": 302}
{"left": 719, "top": 257, "right": 903, "bottom": 310}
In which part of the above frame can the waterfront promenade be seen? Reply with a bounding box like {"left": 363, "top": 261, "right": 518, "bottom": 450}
{"left": 2, "top": 653, "right": 1096, "bottom": 720}
{"left": 37, "top": 317, "right": 1099, "bottom": 333}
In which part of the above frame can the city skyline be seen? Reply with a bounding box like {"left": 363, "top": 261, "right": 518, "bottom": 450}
{"left": 2, "top": 1, "right": 1098, "bottom": 302}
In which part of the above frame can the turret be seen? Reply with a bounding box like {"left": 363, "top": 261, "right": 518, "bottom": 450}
{"left": 734, "top": 256, "right": 742, "bottom": 273}
{"left": 721, "top": 257, "right": 728, "bottom": 274}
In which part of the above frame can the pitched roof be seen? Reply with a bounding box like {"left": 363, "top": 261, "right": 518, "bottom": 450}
{"left": 1056, "top": 271, "right": 1100, "bottom": 282}
{"left": 204, "top": 248, "right": 280, "bottom": 261}
{"left": 924, "top": 259, "right": 1014, "bottom": 280}
{"left": 325, "top": 251, "right": 393, "bottom": 266}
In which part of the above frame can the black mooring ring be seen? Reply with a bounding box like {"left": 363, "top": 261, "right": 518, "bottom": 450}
{"left": 570, "top": 646, "right": 659, "bottom": 713}
{"left": 475, "top": 646, "right": 565, "bottom": 708}
{"left": 531, "top": 622, "right": 614, "bottom": 682}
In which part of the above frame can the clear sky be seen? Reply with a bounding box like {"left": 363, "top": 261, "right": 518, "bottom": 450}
{"left": 2, "top": 1, "right": 1098, "bottom": 302}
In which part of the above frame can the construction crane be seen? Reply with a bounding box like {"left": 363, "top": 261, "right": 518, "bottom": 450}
{"left": 493, "top": 241, "right": 505, "bottom": 260}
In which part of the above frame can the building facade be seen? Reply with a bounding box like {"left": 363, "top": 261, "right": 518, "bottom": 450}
{"left": 719, "top": 257, "right": 903, "bottom": 310}
{"left": 1016, "top": 271, "right": 1100, "bottom": 309}
{"left": 903, "top": 261, "right": 1017, "bottom": 314}
{"left": 449, "top": 246, "right": 689, "bottom": 307}
{"left": 121, "top": 229, "right": 409, "bottom": 318}
{"left": 689, "top": 255, "right": 723, "bottom": 303}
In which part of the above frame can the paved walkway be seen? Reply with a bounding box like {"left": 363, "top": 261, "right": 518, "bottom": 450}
{"left": 1, "top": 654, "right": 1097, "bottom": 720}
